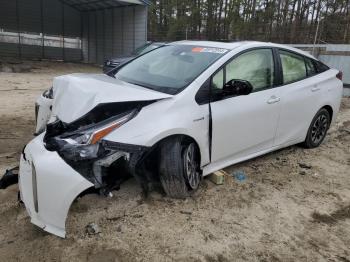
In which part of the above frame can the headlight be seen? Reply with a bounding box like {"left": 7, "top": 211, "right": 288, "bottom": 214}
{"left": 47, "top": 110, "right": 137, "bottom": 161}
{"left": 64, "top": 110, "right": 135, "bottom": 146}
{"left": 43, "top": 86, "right": 53, "bottom": 99}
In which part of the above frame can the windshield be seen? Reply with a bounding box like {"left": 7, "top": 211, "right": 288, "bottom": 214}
{"left": 138, "top": 44, "right": 162, "bottom": 55}
{"left": 115, "top": 45, "right": 228, "bottom": 94}
{"left": 131, "top": 43, "right": 151, "bottom": 55}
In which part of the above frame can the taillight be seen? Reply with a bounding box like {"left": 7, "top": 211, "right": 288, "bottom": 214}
{"left": 336, "top": 71, "right": 343, "bottom": 81}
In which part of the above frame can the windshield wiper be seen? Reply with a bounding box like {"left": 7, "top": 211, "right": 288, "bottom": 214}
{"left": 105, "top": 67, "right": 117, "bottom": 78}
{"left": 126, "top": 81, "right": 157, "bottom": 91}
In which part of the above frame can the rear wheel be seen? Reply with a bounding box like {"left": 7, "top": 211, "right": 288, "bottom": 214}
{"left": 303, "top": 108, "right": 330, "bottom": 148}
{"left": 159, "top": 137, "right": 201, "bottom": 198}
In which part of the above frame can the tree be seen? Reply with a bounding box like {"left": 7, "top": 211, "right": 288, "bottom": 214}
{"left": 147, "top": 0, "right": 350, "bottom": 44}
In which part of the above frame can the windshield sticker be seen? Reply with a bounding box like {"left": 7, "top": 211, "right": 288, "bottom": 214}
{"left": 191, "top": 47, "right": 204, "bottom": 52}
{"left": 192, "top": 47, "right": 228, "bottom": 54}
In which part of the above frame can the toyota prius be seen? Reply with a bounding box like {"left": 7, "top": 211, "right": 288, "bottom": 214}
{"left": 20, "top": 41, "right": 343, "bottom": 237}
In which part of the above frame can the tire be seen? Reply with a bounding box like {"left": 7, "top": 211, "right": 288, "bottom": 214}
{"left": 302, "top": 108, "right": 330, "bottom": 148}
{"left": 159, "top": 137, "right": 201, "bottom": 199}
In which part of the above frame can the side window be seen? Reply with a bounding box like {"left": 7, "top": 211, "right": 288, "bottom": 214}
{"left": 211, "top": 48, "right": 275, "bottom": 97}
{"left": 280, "top": 50, "right": 306, "bottom": 84}
{"left": 212, "top": 68, "right": 224, "bottom": 90}
{"left": 225, "top": 49, "right": 274, "bottom": 92}
{"left": 305, "top": 58, "right": 317, "bottom": 76}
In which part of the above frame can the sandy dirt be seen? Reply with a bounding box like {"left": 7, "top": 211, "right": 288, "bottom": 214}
{"left": 0, "top": 61, "right": 349, "bottom": 262}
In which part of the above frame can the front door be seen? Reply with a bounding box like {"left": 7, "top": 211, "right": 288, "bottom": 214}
{"left": 210, "top": 48, "right": 281, "bottom": 163}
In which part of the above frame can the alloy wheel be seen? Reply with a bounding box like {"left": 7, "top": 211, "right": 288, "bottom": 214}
{"left": 311, "top": 114, "right": 328, "bottom": 145}
{"left": 183, "top": 143, "right": 200, "bottom": 190}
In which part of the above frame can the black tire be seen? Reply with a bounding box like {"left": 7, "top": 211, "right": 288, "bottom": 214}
{"left": 303, "top": 108, "right": 330, "bottom": 148}
{"left": 159, "top": 137, "right": 201, "bottom": 199}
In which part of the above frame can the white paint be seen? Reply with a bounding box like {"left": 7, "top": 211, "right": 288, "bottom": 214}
{"left": 19, "top": 133, "right": 94, "bottom": 238}
{"left": 52, "top": 73, "right": 172, "bottom": 123}
{"left": 274, "top": 69, "right": 342, "bottom": 146}
{"left": 35, "top": 95, "right": 53, "bottom": 134}
{"left": 20, "top": 41, "right": 343, "bottom": 237}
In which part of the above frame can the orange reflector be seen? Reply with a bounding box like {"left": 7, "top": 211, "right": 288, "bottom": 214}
{"left": 90, "top": 123, "right": 120, "bottom": 144}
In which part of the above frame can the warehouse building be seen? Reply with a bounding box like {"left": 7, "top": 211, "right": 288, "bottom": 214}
{"left": 0, "top": 0, "right": 149, "bottom": 64}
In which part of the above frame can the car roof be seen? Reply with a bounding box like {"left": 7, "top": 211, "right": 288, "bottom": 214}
{"left": 171, "top": 40, "right": 245, "bottom": 49}
{"left": 170, "top": 40, "right": 315, "bottom": 59}
{"left": 148, "top": 41, "right": 167, "bottom": 45}
{"left": 152, "top": 42, "right": 167, "bottom": 46}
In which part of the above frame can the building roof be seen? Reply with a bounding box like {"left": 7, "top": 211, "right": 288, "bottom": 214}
{"left": 61, "top": 0, "right": 150, "bottom": 11}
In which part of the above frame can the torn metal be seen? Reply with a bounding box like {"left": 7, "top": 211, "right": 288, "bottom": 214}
{"left": 42, "top": 102, "right": 155, "bottom": 194}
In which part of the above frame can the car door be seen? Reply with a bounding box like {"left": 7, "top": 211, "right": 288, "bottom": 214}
{"left": 210, "top": 48, "right": 282, "bottom": 164}
{"left": 273, "top": 49, "right": 323, "bottom": 146}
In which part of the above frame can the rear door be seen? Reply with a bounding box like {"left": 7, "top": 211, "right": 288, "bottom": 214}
{"left": 210, "top": 48, "right": 282, "bottom": 163}
{"left": 274, "top": 49, "right": 324, "bottom": 146}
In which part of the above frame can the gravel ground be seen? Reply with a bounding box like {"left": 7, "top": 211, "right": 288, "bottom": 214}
{"left": 0, "top": 60, "right": 349, "bottom": 262}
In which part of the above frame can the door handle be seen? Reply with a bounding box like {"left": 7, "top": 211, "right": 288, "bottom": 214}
{"left": 267, "top": 96, "right": 280, "bottom": 104}
{"left": 311, "top": 86, "right": 320, "bottom": 92}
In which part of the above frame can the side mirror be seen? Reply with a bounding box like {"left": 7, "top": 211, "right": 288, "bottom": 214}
{"left": 223, "top": 79, "right": 253, "bottom": 96}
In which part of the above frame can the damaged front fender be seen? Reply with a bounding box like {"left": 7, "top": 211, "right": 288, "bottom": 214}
{"left": 19, "top": 133, "right": 94, "bottom": 238}
{"left": 35, "top": 93, "right": 53, "bottom": 135}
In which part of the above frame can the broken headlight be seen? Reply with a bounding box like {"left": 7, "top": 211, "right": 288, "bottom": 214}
{"left": 47, "top": 110, "right": 137, "bottom": 161}
{"left": 65, "top": 111, "right": 134, "bottom": 146}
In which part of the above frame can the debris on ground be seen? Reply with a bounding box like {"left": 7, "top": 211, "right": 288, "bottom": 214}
{"left": 232, "top": 170, "right": 247, "bottom": 181}
{"left": 298, "top": 162, "right": 312, "bottom": 169}
{"left": 180, "top": 210, "right": 192, "bottom": 215}
{"left": 207, "top": 170, "right": 225, "bottom": 185}
{"left": 0, "top": 166, "right": 19, "bottom": 189}
{"left": 85, "top": 223, "right": 101, "bottom": 235}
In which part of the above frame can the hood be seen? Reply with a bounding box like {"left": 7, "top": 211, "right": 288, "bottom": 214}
{"left": 52, "top": 73, "right": 172, "bottom": 123}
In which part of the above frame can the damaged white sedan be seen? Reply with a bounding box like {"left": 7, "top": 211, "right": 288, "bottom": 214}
{"left": 19, "top": 41, "right": 343, "bottom": 237}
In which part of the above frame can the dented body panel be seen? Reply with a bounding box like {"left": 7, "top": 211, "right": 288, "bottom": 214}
{"left": 52, "top": 74, "right": 172, "bottom": 123}
{"left": 35, "top": 95, "right": 53, "bottom": 134}
{"left": 19, "top": 133, "right": 93, "bottom": 237}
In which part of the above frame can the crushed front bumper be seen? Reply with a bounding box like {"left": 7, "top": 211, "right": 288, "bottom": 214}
{"left": 19, "top": 133, "right": 94, "bottom": 238}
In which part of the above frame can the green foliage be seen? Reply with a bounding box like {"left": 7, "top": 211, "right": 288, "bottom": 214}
{"left": 148, "top": 0, "right": 350, "bottom": 44}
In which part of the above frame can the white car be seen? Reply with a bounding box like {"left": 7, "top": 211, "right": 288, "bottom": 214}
{"left": 20, "top": 41, "right": 343, "bottom": 237}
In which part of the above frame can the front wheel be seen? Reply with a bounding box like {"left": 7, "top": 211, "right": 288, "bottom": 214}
{"left": 303, "top": 108, "right": 330, "bottom": 148}
{"left": 159, "top": 137, "right": 201, "bottom": 199}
